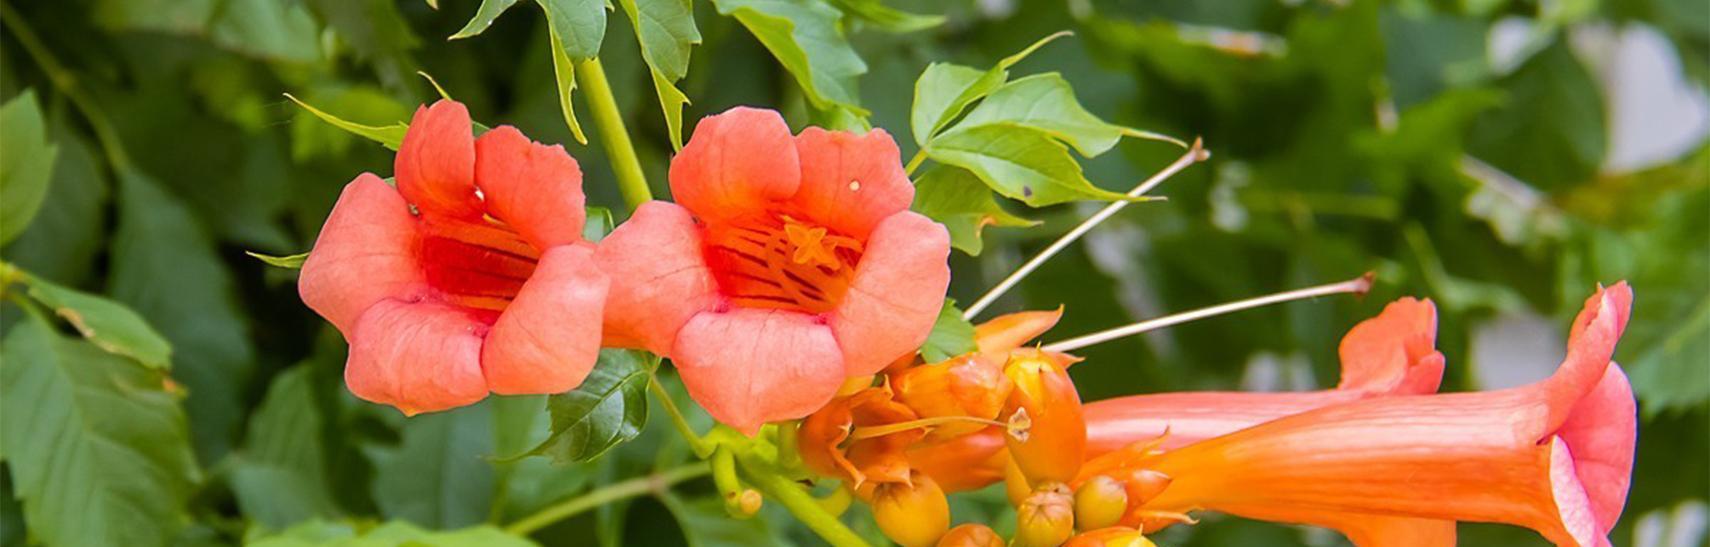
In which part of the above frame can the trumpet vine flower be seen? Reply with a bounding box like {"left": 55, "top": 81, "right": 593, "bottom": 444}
{"left": 596, "top": 107, "right": 951, "bottom": 434}
{"left": 1082, "top": 297, "right": 1444, "bottom": 455}
{"left": 1129, "top": 283, "right": 1634, "bottom": 547}
{"left": 299, "top": 100, "right": 608, "bottom": 415}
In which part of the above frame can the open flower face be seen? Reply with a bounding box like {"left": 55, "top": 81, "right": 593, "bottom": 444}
{"left": 1131, "top": 283, "right": 1634, "bottom": 547}
{"left": 1082, "top": 297, "right": 1444, "bottom": 455}
{"left": 597, "top": 107, "right": 951, "bottom": 434}
{"left": 299, "top": 100, "right": 608, "bottom": 415}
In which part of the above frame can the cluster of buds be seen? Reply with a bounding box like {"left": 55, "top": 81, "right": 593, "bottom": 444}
{"left": 795, "top": 308, "right": 1165, "bottom": 546}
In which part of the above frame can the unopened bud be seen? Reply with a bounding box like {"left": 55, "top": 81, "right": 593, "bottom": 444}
{"left": 730, "top": 489, "right": 763, "bottom": 518}
{"left": 873, "top": 472, "right": 951, "bottom": 547}
{"left": 936, "top": 523, "right": 1004, "bottom": 547}
{"left": 893, "top": 354, "right": 1012, "bottom": 440}
{"left": 1116, "top": 469, "right": 1172, "bottom": 506}
{"left": 1003, "top": 350, "right": 1087, "bottom": 485}
{"left": 1014, "top": 482, "right": 1075, "bottom": 547}
{"left": 1074, "top": 475, "right": 1128, "bottom": 530}
{"left": 1063, "top": 527, "right": 1155, "bottom": 547}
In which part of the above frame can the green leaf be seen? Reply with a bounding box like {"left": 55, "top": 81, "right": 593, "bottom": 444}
{"left": 16, "top": 271, "right": 173, "bottom": 370}
{"left": 618, "top": 0, "right": 700, "bottom": 149}
{"left": 229, "top": 366, "right": 341, "bottom": 530}
{"left": 110, "top": 171, "right": 256, "bottom": 463}
{"left": 246, "top": 250, "right": 309, "bottom": 269}
{"left": 525, "top": 350, "right": 653, "bottom": 464}
{"left": 584, "top": 206, "right": 617, "bottom": 241}
{"left": 0, "top": 90, "right": 58, "bottom": 246}
{"left": 93, "top": 0, "right": 214, "bottom": 34}
{"left": 451, "top": 0, "right": 522, "bottom": 38}
{"left": 826, "top": 0, "right": 942, "bottom": 33}
{"left": 958, "top": 73, "right": 1142, "bottom": 157}
{"left": 712, "top": 0, "right": 869, "bottom": 115}
{"left": 545, "top": 18, "right": 591, "bottom": 145}
{"left": 248, "top": 519, "right": 539, "bottom": 547}
{"left": 372, "top": 403, "right": 496, "bottom": 529}
{"left": 537, "top": 0, "right": 608, "bottom": 60}
{"left": 925, "top": 123, "right": 1133, "bottom": 207}
{"left": 1466, "top": 40, "right": 1606, "bottom": 190}
{"left": 208, "top": 0, "right": 322, "bottom": 62}
{"left": 909, "top": 31, "right": 1070, "bottom": 148}
{"left": 285, "top": 93, "right": 409, "bottom": 150}
{"left": 1627, "top": 297, "right": 1710, "bottom": 415}
{"left": 920, "top": 299, "right": 977, "bottom": 362}
{"left": 2, "top": 125, "right": 109, "bottom": 286}
{"left": 912, "top": 166, "right": 1038, "bottom": 255}
{"left": 0, "top": 320, "right": 199, "bottom": 547}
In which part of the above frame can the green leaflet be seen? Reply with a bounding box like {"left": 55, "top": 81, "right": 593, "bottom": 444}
{"left": 372, "top": 403, "right": 497, "bottom": 528}
{"left": 827, "top": 0, "right": 942, "bottom": 33}
{"left": 0, "top": 321, "right": 200, "bottom": 547}
{"left": 909, "top": 31, "right": 1069, "bottom": 148}
{"left": 524, "top": 349, "right": 653, "bottom": 464}
{"left": 284, "top": 93, "right": 409, "bottom": 150}
{"left": 920, "top": 299, "right": 978, "bottom": 362}
{"left": 0, "top": 90, "right": 58, "bottom": 246}
{"left": 537, "top": 0, "right": 608, "bottom": 60}
{"left": 618, "top": 0, "right": 700, "bottom": 150}
{"left": 925, "top": 122, "right": 1134, "bottom": 207}
{"left": 546, "top": 18, "right": 591, "bottom": 145}
{"left": 450, "top": 0, "right": 521, "bottom": 39}
{"left": 912, "top": 166, "right": 1038, "bottom": 256}
{"left": 959, "top": 72, "right": 1166, "bottom": 157}
{"left": 15, "top": 271, "right": 174, "bottom": 370}
{"left": 247, "top": 250, "right": 308, "bottom": 269}
{"left": 713, "top": 0, "right": 869, "bottom": 116}
{"left": 229, "top": 366, "right": 341, "bottom": 529}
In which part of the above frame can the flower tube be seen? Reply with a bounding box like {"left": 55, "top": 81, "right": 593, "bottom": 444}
{"left": 1133, "top": 283, "right": 1635, "bottom": 547}
{"left": 596, "top": 107, "right": 950, "bottom": 434}
{"left": 1082, "top": 297, "right": 1443, "bottom": 455}
{"left": 300, "top": 100, "right": 608, "bottom": 415}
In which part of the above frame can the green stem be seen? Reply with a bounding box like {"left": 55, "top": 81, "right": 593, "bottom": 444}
{"left": 575, "top": 57, "right": 652, "bottom": 212}
{"left": 649, "top": 372, "right": 713, "bottom": 458}
{"left": 504, "top": 463, "right": 711, "bottom": 536}
{"left": 0, "top": 0, "right": 133, "bottom": 172}
{"left": 740, "top": 458, "right": 871, "bottom": 547}
{"left": 904, "top": 148, "right": 928, "bottom": 177}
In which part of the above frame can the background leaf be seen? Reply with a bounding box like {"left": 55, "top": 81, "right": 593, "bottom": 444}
{"left": 0, "top": 90, "right": 58, "bottom": 246}
{"left": 18, "top": 271, "right": 174, "bottom": 370}
{"left": 0, "top": 321, "right": 199, "bottom": 547}
{"left": 372, "top": 403, "right": 497, "bottom": 529}
{"left": 921, "top": 299, "right": 978, "bottom": 362}
{"left": 712, "top": 0, "right": 869, "bottom": 115}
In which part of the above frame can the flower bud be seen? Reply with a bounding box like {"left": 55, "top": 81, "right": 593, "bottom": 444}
{"left": 1014, "top": 482, "right": 1076, "bottom": 547}
{"left": 1003, "top": 350, "right": 1087, "bottom": 485}
{"left": 873, "top": 472, "right": 951, "bottom": 547}
{"left": 731, "top": 488, "right": 763, "bottom": 518}
{"left": 893, "top": 354, "right": 1012, "bottom": 440}
{"left": 1074, "top": 475, "right": 1128, "bottom": 530}
{"left": 936, "top": 523, "right": 1004, "bottom": 547}
{"left": 1116, "top": 469, "right": 1172, "bottom": 507}
{"left": 1063, "top": 527, "right": 1155, "bottom": 547}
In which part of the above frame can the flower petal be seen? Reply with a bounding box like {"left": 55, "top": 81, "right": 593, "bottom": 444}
{"left": 670, "top": 107, "right": 800, "bottom": 221}
{"left": 595, "top": 201, "right": 720, "bottom": 353}
{"left": 790, "top": 127, "right": 914, "bottom": 239}
{"left": 474, "top": 125, "right": 587, "bottom": 249}
{"left": 482, "top": 244, "right": 609, "bottom": 395}
{"left": 672, "top": 309, "right": 844, "bottom": 435}
{"left": 345, "top": 299, "right": 488, "bottom": 415}
{"left": 1336, "top": 297, "right": 1443, "bottom": 396}
{"left": 1556, "top": 364, "right": 1636, "bottom": 535}
{"left": 831, "top": 211, "right": 952, "bottom": 376}
{"left": 396, "top": 100, "right": 481, "bottom": 218}
{"left": 299, "top": 173, "right": 426, "bottom": 335}
{"left": 974, "top": 308, "right": 1064, "bottom": 356}
{"left": 1545, "top": 282, "right": 1633, "bottom": 428}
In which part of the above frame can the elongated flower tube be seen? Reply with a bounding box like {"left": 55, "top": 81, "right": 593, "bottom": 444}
{"left": 1134, "top": 283, "right": 1635, "bottom": 547}
{"left": 299, "top": 100, "right": 608, "bottom": 415}
{"left": 597, "top": 107, "right": 951, "bottom": 434}
{"left": 1082, "top": 297, "right": 1443, "bottom": 455}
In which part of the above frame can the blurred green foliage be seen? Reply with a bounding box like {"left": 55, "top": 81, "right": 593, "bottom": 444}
{"left": 0, "top": 0, "right": 1705, "bottom": 546}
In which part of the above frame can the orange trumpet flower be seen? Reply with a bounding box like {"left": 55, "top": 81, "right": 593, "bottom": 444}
{"left": 1132, "top": 283, "right": 1634, "bottom": 547}
{"left": 1082, "top": 297, "right": 1443, "bottom": 455}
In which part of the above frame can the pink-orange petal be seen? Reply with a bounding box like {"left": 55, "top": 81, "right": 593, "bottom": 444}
{"left": 672, "top": 309, "right": 845, "bottom": 435}
{"left": 473, "top": 125, "right": 587, "bottom": 249}
{"left": 790, "top": 127, "right": 914, "bottom": 239}
{"left": 1336, "top": 297, "right": 1444, "bottom": 395}
{"left": 299, "top": 173, "right": 427, "bottom": 335}
{"left": 482, "top": 244, "right": 609, "bottom": 395}
{"left": 1557, "top": 364, "right": 1636, "bottom": 535}
{"left": 831, "top": 211, "right": 952, "bottom": 376}
{"left": 396, "top": 100, "right": 482, "bottom": 219}
{"left": 594, "top": 201, "right": 720, "bottom": 353}
{"left": 669, "top": 107, "right": 800, "bottom": 221}
{"left": 345, "top": 299, "right": 488, "bottom": 415}
{"left": 1545, "top": 282, "right": 1633, "bottom": 428}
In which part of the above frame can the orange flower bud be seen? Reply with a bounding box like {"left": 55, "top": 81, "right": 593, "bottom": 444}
{"left": 1014, "top": 482, "right": 1075, "bottom": 547}
{"left": 1063, "top": 527, "right": 1155, "bottom": 547}
{"left": 937, "top": 523, "right": 1004, "bottom": 547}
{"left": 892, "top": 353, "right": 1012, "bottom": 440}
{"left": 1074, "top": 475, "right": 1128, "bottom": 530}
{"left": 873, "top": 472, "right": 952, "bottom": 547}
{"left": 907, "top": 427, "right": 1009, "bottom": 493}
{"left": 1115, "top": 469, "right": 1172, "bottom": 507}
{"left": 1003, "top": 349, "right": 1086, "bottom": 485}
